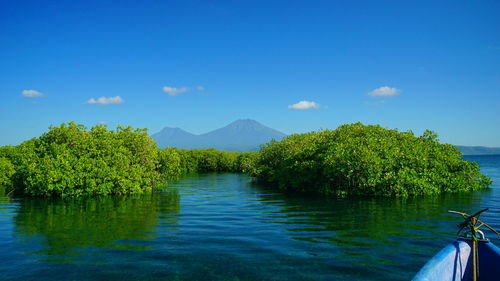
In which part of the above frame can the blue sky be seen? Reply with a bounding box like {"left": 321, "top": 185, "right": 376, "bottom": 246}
{"left": 1, "top": 0, "right": 499, "bottom": 147}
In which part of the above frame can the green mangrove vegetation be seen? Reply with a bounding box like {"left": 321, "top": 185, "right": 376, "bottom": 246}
{"left": 0, "top": 156, "right": 15, "bottom": 189}
{"left": 0, "top": 122, "right": 491, "bottom": 198}
{"left": 1, "top": 122, "right": 162, "bottom": 197}
{"left": 252, "top": 123, "right": 491, "bottom": 197}
{"left": 158, "top": 148, "right": 258, "bottom": 178}
{"left": 0, "top": 122, "right": 258, "bottom": 197}
{"left": 176, "top": 149, "right": 258, "bottom": 174}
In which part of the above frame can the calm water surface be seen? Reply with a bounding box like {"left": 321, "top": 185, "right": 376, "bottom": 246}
{"left": 0, "top": 155, "right": 499, "bottom": 280}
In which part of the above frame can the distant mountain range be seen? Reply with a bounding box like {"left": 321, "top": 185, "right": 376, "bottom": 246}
{"left": 456, "top": 146, "right": 500, "bottom": 156}
{"left": 151, "top": 119, "right": 287, "bottom": 151}
{"left": 152, "top": 119, "right": 500, "bottom": 155}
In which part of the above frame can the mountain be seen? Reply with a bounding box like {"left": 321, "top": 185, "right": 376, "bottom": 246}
{"left": 151, "top": 122, "right": 500, "bottom": 154}
{"left": 151, "top": 127, "right": 197, "bottom": 149}
{"left": 456, "top": 146, "right": 500, "bottom": 156}
{"left": 151, "top": 119, "right": 287, "bottom": 151}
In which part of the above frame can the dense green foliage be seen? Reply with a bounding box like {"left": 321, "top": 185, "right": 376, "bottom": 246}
{"left": 3, "top": 122, "right": 162, "bottom": 197}
{"left": 178, "top": 149, "right": 258, "bottom": 174}
{"left": 0, "top": 122, "right": 257, "bottom": 197}
{"left": 0, "top": 121, "right": 491, "bottom": 198}
{"left": 157, "top": 147, "right": 183, "bottom": 179}
{"left": 159, "top": 148, "right": 259, "bottom": 177}
{"left": 253, "top": 123, "right": 491, "bottom": 197}
{"left": 0, "top": 157, "right": 15, "bottom": 187}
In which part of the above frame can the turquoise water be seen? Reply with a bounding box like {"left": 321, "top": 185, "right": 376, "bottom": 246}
{"left": 0, "top": 155, "right": 499, "bottom": 280}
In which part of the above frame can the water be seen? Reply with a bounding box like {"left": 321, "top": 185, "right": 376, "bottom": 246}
{"left": 0, "top": 155, "right": 499, "bottom": 280}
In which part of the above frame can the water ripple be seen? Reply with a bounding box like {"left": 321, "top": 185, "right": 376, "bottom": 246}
{"left": 0, "top": 157, "right": 499, "bottom": 280}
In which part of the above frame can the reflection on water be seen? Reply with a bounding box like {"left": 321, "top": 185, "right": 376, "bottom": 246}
{"left": 257, "top": 186, "right": 498, "bottom": 274}
{"left": 14, "top": 191, "right": 180, "bottom": 256}
{"left": 0, "top": 156, "right": 498, "bottom": 281}
{"left": 258, "top": 189, "right": 482, "bottom": 244}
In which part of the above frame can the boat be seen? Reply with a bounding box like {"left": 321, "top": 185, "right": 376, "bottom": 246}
{"left": 413, "top": 208, "right": 500, "bottom": 281}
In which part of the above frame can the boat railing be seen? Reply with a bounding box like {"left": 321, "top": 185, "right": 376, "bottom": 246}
{"left": 448, "top": 208, "right": 499, "bottom": 281}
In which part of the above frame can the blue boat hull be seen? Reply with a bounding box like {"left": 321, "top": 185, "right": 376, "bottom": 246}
{"left": 413, "top": 240, "right": 500, "bottom": 281}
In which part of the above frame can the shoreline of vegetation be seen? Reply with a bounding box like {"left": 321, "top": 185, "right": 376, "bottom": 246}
{"left": 251, "top": 123, "right": 491, "bottom": 197}
{"left": 0, "top": 122, "right": 491, "bottom": 198}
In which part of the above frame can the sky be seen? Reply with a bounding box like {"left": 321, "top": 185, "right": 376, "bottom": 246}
{"left": 1, "top": 0, "right": 499, "bottom": 147}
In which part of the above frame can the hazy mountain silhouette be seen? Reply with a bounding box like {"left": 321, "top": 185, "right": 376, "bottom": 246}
{"left": 151, "top": 119, "right": 287, "bottom": 151}
{"left": 456, "top": 146, "right": 500, "bottom": 156}
{"left": 151, "top": 127, "right": 198, "bottom": 149}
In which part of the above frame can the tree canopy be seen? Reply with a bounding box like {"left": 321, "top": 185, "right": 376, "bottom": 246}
{"left": 252, "top": 123, "right": 491, "bottom": 197}
{"left": 0, "top": 157, "right": 15, "bottom": 188}
{"left": 0, "top": 122, "right": 259, "bottom": 197}
{"left": 0, "top": 122, "right": 491, "bottom": 198}
{"left": 4, "top": 122, "right": 162, "bottom": 197}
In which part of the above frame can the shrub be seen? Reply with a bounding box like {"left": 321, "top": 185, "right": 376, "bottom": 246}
{"left": 254, "top": 123, "right": 491, "bottom": 197}
{"left": 0, "top": 157, "right": 15, "bottom": 187}
{"left": 235, "top": 151, "right": 260, "bottom": 174}
{"left": 158, "top": 147, "right": 183, "bottom": 180}
{"left": 12, "top": 122, "right": 162, "bottom": 197}
{"left": 176, "top": 149, "right": 240, "bottom": 174}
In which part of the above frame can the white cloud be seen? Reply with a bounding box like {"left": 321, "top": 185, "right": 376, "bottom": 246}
{"left": 288, "top": 100, "right": 321, "bottom": 110}
{"left": 368, "top": 86, "right": 400, "bottom": 97}
{"left": 86, "top": 96, "right": 124, "bottom": 105}
{"left": 162, "top": 86, "right": 190, "bottom": 96}
{"left": 162, "top": 85, "right": 205, "bottom": 96}
{"left": 22, "top": 89, "right": 44, "bottom": 98}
